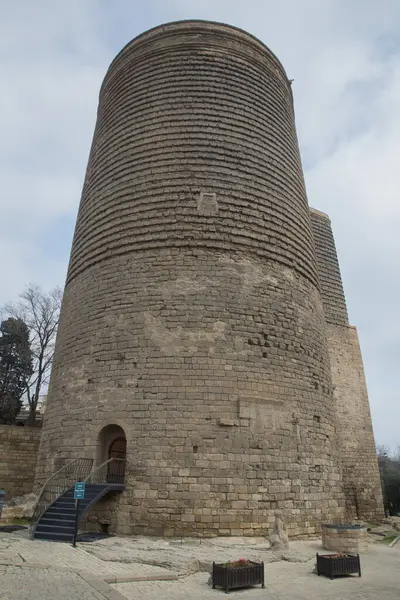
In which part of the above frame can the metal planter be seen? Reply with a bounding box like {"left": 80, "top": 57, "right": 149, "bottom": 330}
{"left": 212, "top": 561, "right": 265, "bottom": 593}
{"left": 316, "top": 553, "right": 361, "bottom": 579}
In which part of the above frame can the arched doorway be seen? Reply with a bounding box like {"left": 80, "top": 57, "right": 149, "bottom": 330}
{"left": 108, "top": 436, "right": 126, "bottom": 483}
{"left": 97, "top": 424, "right": 127, "bottom": 484}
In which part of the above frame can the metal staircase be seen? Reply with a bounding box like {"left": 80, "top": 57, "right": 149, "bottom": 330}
{"left": 31, "top": 458, "right": 125, "bottom": 542}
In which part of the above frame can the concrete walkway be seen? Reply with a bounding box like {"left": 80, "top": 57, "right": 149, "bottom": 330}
{"left": 0, "top": 530, "right": 174, "bottom": 600}
{"left": 1, "top": 530, "right": 399, "bottom": 600}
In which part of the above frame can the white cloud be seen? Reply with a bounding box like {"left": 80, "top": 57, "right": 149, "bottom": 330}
{"left": 0, "top": 1, "right": 107, "bottom": 298}
{"left": 1, "top": 0, "right": 399, "bottom": 447}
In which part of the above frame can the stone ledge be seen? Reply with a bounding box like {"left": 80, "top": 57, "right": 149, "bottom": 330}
{"left": 79, "top": 572, "right": 128, "bottom": 600}
{"left": 103, "top": 573, "right": 178, "bottom": 583}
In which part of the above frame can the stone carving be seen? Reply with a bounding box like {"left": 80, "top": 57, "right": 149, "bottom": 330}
{"left": 269, "top": 511, "right": 289, "bottom": 550}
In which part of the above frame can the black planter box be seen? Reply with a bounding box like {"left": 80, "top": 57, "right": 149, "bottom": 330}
{"left": 212, "top": 561, "right": 264, "bottom": 593}
{"left": 316, "top": 553, "right": 361, "bottom": 579}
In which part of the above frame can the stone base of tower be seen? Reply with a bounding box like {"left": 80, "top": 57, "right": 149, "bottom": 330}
{"left": 35, "top": 249, "right": 347, "bottom": 540}
{"left": 326, "top": 323, "right": 384, "bottom": 522}
{"left": 82, "top": 478, "right": 345, "bottom": 539}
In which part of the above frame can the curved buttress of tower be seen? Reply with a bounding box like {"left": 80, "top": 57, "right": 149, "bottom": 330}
{"left": 308, "top": 209, "right": 349, "bottom": 326}
{"left": 309, "top": 208, "right": 384, "bottom": 522}
{"left": 35, "top": 20, "right": 346, "bottom": 537}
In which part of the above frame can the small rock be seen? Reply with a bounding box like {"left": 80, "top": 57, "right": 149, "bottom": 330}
{"left": 6, "top": 493, "right": 37, "bottom": 519}
{"left": 275, "top": 549, "right": 315, "bottom": 563}
{"left": 87, "top": 516, "right": 98, "bottom": 523}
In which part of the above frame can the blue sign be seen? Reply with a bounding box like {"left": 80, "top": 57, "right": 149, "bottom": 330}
{"left": 74, "top": 482, "right": 85, "bottom": 500}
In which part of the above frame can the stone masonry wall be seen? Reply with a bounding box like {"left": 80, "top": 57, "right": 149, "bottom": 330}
{"left": 309, "top": 209, "right": 348, "bottom": 326}
{"left": 37, "top": 251, "right": 346, "bottom": 537}
{"left": 0, "top": 425, "right": 41, "bottom": 501}
{"left": 310, "top": 209, "right": 384, "bottom": 522}
{"left": 35, "top": 21, "right": 346, "bottom": 537}
{"left": 322, "top": 524, "right": 368, "bottom": 554}
{"left": 326, "top": 323, "right": 384, "bottom": 522}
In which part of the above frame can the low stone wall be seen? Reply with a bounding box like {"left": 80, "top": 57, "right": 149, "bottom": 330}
{"left": 322, "top": 524, "right": 368, "bottom": 553}
{"left": 0, "top": 425, "right": 41, "bottom": 501}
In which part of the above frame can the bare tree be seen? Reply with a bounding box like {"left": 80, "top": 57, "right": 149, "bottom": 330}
{"left": 376, "top": 444, "right": 390, "bottom": 458}
{"left": 393, "top": 445, "right": 400, "bottom": 463}
{"left": 3, "top": 285, "right": 62, "bottom": 425}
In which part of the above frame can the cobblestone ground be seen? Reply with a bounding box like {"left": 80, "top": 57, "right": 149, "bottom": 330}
{"left": 0, "top": 530, "right": 399, "bottom": 600}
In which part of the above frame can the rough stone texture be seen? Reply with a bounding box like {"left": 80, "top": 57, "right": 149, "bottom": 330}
{"left": 68, "top": 21, "right": 318, "bottom": 288}
{"left": 321, "top": 524, "right": 368, "bottom": 553}
{"left": 309, "top": 209, "right": 348, "bottom": 327}
{"left": 309, "top": 210, "right": 384, "bottom": 522}
{"left": 0, "top": 426, "right": 41, "bottom": 501}
{"left": 34, "top": 20, "right": 382, "bottom": 537}
{"left": 326, "top": 323, "right": 384, "bottom": 521}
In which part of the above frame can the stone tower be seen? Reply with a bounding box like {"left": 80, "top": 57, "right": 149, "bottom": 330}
{"left": 35, "top": 20, "right": 383, "bottom": 536}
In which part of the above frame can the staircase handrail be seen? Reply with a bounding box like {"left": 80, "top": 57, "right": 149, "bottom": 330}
{"left": 31, "top": 457, "right": 93, "bottom": 531}
{"left": 84, "top": 457, "right": 126, "bottom": 485}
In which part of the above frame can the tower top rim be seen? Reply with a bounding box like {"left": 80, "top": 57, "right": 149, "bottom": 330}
{"left": 102, "top": 19, "right": 290, "bottom": 89}
{"left": 309, "top": 207, "right": 331, "bottom": 221}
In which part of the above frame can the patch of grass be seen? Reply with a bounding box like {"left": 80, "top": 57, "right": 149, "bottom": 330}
{"left": 10, "top": 518, "right": 31, "bottom": 526}
{"left": 377, "top": 535, "right": 398, "bottom": 545}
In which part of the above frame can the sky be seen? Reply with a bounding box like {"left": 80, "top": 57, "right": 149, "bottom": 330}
{"left": 1, "top": 0, "right": 399, "bottom": 450}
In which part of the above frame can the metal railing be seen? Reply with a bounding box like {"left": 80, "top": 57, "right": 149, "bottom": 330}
{"left": 31, "top": 458, "right": 93, "bottom": 529}
{"left": 84, "top": 457, "right": 126, "bottom": 485}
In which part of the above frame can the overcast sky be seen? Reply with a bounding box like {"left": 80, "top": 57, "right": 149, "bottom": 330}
{"left": 1, "top": 0, "right": 399, "bottom": 450}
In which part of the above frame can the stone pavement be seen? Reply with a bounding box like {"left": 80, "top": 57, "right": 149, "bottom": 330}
{"left": 113, "top": 543, "right": 400, "bottom": 600}
{"left": 0, "top": 565, "right": 116, "bottom": 600}
{"left": 0, "top": 529, "right": 174, "bottom": 580}
{"left": 0, "top": 529, "right": 175, "bottom": 600}
{"left": 0, "top": 530, "right": 399, "bottom": 600}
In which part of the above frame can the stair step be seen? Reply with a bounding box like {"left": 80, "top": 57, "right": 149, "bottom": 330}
{"left": 42, "top": 508, "right": 75, "bottom": 521}
{"left": 64, "top": 494, "right": 101, "bottom": 499}
{"left": 58, "top": 495, "right": 100, "bottom": 502}
{"left": 40, "top": 516, "right": 75, "bottom": 525}
{"left": 64, "top": 485, "right": 107, "bottom": 493}
{"left": 54, "top": 497, "right": 75, "bottom": 502}
{"left": 34, "top": 531, "right": 73, "bottom": 541}
{"left": 36, "top": 523, "right": 75, "bottom": 532}
{"left": 32, "top": 482, "right": 124, "bottom": 543}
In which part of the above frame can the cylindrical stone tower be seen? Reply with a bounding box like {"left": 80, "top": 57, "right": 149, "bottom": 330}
{"left": 36, "top": 20, "right": 346, "bottom": 537}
